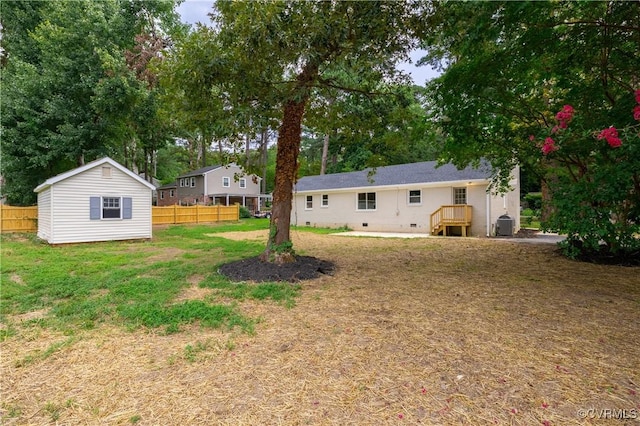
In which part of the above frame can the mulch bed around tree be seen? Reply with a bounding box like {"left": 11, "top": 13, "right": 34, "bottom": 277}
{"left": 218, "top": 255, "right": 336, "bottom": 282}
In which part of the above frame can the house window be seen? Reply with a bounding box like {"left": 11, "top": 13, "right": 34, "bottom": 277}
{"left": 223, "top": 177, "right": 230, "bottom": 187}
{"left": 306, "top": 195, "right": 313, "bottom": 209}
{"left": 321, "top": 194, "right": 328, "bottom": 207}
{"left": 453, "top": 187, "right": 467, "bottom": 205}
{"left": 239, "top": 178, "right": 246, "bottom": 189}
{"left": 190, "top": 177, "right": 196, "bottom": 187}
{"left": 102, "top": 197, "right": 121, "bottom": 219}
{"left": 169, "top": 189, "right": 175, "bottom": 197}
{"left": 408, "top": 189, "right": 421, "bottom": 205}
{"left": 179, "top": 178, "right": 184, "bottom": 187}
{"left": 357, "top": 192, "right": 376, "bottom": 210}
{"left": 160, "top": 191, "right": 165, "bottom": 200}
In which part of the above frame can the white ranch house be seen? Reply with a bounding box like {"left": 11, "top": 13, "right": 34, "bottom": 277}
{"left": 292, "top": 161, "right": 520, "bottom": 237}
{"left": 34, "top": 157, "right": 155, "bottom": 244}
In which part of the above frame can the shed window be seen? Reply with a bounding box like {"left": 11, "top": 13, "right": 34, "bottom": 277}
{"left": 102, "top": 197, "right": 121, "bottom": 219}
{"left": 321, "top": 194, "right": 328, "bottom": 207}
{"left": 357, "top": 192, "right": 376, "bottom": 210}
{"left": 306, "top": 195, "right": 313, "bottom": 209}
{"left": 408, "top": 190, "right": 421, "bottom": 205}
{"left": 90, "top": 196, "right": 132, "bottom": 220}
{"left": 223, "top": 177, "right": 230, "bottom": 187}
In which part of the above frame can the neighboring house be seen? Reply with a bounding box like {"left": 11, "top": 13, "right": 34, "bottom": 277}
{"left": 156, "top": 182, "right": 178, "bottom": 206}
{"left": 34, "top": 157, "right": 155, "bottom": 244}
{"left": 292, "top": 161, "right": 520, "bottom": 237}
{"left": 159, "top": 163, "right": 271, "bottom": 212}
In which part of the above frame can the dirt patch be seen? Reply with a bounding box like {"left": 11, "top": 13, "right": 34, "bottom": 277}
{"left": 207, "top": 230, "right": 268, "bottom": 241}
{"left": 145, "top": 247, "right": 186, "bottom": 262}
{"left": 9, "top": 308, "right": 49, "bottom": 323}
{"left": 2, "top": 233, "right": 639, "bottom": 425}
{"left": 175, "top": 284, "right": 213, "bottom": 302}
{"left": 218, "top": 255, "right": 336, "bottom": 283}
{"left": 9, "top": 273, "right": 25, "bottom": 285}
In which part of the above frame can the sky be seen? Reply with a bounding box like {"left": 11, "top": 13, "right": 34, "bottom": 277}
{"left": 175, "top": 0, "right": 440, "bottom": 85}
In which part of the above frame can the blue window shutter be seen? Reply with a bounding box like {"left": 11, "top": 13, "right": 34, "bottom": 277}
{"left": 123, "top": 197, "right": 132, "bottom": 219}
{"left": 90, "top": 197, "right": 101, "bottom": 220}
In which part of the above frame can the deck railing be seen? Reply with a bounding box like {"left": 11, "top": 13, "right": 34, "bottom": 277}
{"left": 430, "top": 205, "right": 473, "bottom": 235}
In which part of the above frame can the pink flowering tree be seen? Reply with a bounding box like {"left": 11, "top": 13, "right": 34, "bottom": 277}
{"left": 532, "top": 91, "right": 640, "bottom": 259}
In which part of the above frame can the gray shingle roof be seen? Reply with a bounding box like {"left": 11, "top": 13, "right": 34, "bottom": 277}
{"left": 178, "top": 164, "right": 222, "bottom": 178}
{"left": 294, "top": 161, "right": 493, "bottom": 192}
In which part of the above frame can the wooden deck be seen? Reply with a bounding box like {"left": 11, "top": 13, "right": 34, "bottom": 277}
{"left": 430, "top": 205, "right": 473, "bottom": 236}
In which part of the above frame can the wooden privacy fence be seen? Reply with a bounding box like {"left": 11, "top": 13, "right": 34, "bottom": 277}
{"left": 1, "top": 204, "right": 240, "bottom": 232}
{"left": 0, "top": 205, "right": 38, "bottom": 233}
{"left": 152, "top": 204, "right": 239, "bottom": 225}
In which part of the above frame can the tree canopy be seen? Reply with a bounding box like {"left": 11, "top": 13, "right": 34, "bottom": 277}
{"left": 1, "top": 0, "right": 183, "bottom": 205}
{"left": 181, "top": 0, "right": 428, "bottom": 262}
{"left": 423, "top": 1, "right": 640, "bottom": 258}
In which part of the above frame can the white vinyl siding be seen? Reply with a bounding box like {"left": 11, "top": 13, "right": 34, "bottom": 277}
{"left": 45, "top": 164, "right": 152, "bottom": 243}
{"left": 37, "top": 188, "right": 52, "bottom": 241}
{"left": 201, "top": 164, "right": 262, "bottom": 196}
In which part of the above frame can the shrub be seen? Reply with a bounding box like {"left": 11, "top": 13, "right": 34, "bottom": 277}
{"left": 531, "top": 97, "right": 640, "bottom": 259}
{"left": 239, "top": 206, "right": 252, "bottom": 219}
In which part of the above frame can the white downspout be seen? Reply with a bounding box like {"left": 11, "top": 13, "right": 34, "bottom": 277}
{"left": 486, "top": 191, "right": 491, "bottom": 237}
{"left": 203, "top": 173, "right": 207, "bottom": 204}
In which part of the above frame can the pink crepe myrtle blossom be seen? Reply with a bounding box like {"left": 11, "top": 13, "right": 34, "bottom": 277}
{"left": 634, "top": 105, "right": 640, "bottom": 121}
{"left": 597, "top": 127, "right": 622, "bottom": 148}
{"left": 555, "top": 105, "right": 574, "bottom": 128}
{"left": 635, "top": 89, "right": 640, "bottom": 104}
{"left": 541, "top": 137, "right": 558, "bottom": 155}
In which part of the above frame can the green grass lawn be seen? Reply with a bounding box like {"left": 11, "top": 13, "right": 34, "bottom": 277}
{"left": 1, "top": 219, "right": 299, "bottom": 338}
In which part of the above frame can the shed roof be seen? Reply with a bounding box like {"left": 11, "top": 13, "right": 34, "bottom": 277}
{"left": 34, "top": 157, "right": 156, "bottom": 193}
{"left": 294, "top": 160, "right": 493, "bottom": 192}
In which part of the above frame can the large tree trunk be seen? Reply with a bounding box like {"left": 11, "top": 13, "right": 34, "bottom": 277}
{"left": 261, "top": 99, "right": 306, "bottom": 263}
{"left": 260, "top": 128, "right": 268, "bottom": 194}
{"left": 320, "top": 133, "right": 329, "bottom": 175}
{"left": 261, "top": 62, "right": 318, "bottom": 264}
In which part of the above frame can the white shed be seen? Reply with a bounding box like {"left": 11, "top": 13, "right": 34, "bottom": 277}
{"left": 34, "top": 157, "right": 155, "bottom": 244}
